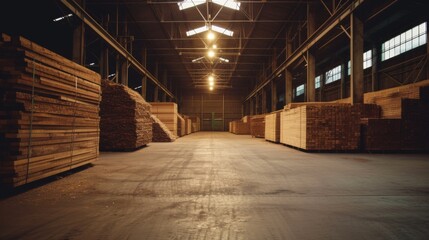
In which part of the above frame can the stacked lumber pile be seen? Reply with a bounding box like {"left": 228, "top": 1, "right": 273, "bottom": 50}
{"left": 250, "top": 114, "right": 266, "bottom": 138}
{"left": 177, "top": 114, "right": 186, "bottom": 137}
{"left": 264, "top": 111, "right": 281, "bottom": 143}
{"left": 189, "top": 116, "right": 201, "bottom": 133}
{"left": 150, "top": 102, "right": 178, "bottom": 137}
{"left": 361, "top": 81, "right": 429, "bottom": 151}
{"left": 0, "top": 35, "right": 100, "bottom": 187}
{"left": 100, "top": 80, "right": 152, "bottom": 151}
{"left": 183, "top": 115, "right": 192, "bottom": 135}
{"left": 151, "top": 114, "right": 176, "bottom": 142}
{"left": 364, "top": 79, "right": 429, "bottom": 118}
{"left": 230, "top": 117, "right": 250, "bottom": 135}
{"left": 280, "top": 104, "right": 361, "bottom": 151}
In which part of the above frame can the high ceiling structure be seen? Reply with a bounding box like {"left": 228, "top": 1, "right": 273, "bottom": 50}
{"left": 81, "top": 0, "right": 310, "bottom": 91}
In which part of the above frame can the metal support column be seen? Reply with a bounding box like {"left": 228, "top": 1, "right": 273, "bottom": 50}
{"left": 271, "top": 80, "right": 277, "bottom": 112}
{"left": 306, "top": 51, "right": 316, "bottom": 102}
{"left": 154, "top": 62, "right": 159, "bottom": 102}
{"left": 141, "top": 49, "right": 147, "bottom": 99}
{"left": 371, "top": 44, "right": 379, "bottom": 92}
{"left": 285, "top": 35, "right": 293, "bottom": 105}
{"left": 340, "top": 62, "right": 346, "bottom": 99}
{"left": 72, "top": 0, "right": 85, "bottom": 65}
{"left": 261, "top": 88, "right": 267, "bottom": 114}
{"left": 350, "top": 13, "right": 364, "bottom": 104}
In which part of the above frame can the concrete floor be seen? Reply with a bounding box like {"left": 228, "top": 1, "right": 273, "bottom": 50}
{"left": 1, "top": 132, "right": 429, "bottom": 240}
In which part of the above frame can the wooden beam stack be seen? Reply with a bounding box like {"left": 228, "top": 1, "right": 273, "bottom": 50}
{"left": 250, "top": 114, "right": 266, "bottom": 138}
{"left": 177, "top": 114, "right": 186, "bottom": 137}
{"left": 264, "top": 111, "right": 281, "bottom": 143}
{"left": 0, "top": 35, "right": 100, "bottom": 187}
{"left": 100, "top": 80, "right": 152, "bottom": 151}
{"left": 182, "top": 115, "right": 192, "bottom": 135}
{"left": 151, "top": 114, "right": 176, "bottom": 142}
{"left": 230, "top": 118, "right": 250, "bottom": 135}
{"left": 189, "top": 116, "right": 200, "bottom": 133}
{"left": 280, "top": 104, "right": 361, "bottom": 151}
{"left": 150, "top": 102, "right": 178, "bottom": 137}
{"left": 364, "top": 79, "right": 429, "bottom": 118}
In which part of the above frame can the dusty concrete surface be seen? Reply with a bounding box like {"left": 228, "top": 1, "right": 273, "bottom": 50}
{"left": 1, "top": 132, "right": 429, "bottom": 240}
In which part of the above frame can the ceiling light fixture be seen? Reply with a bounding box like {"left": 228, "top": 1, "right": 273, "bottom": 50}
{"left": 212, "top": 0, "right": 241, "bottom": 10}
{"left": 209, "top": 86, "right": 214, "bottom": 91}
{"left": 211, "top": 25, "right": 234, "bottom": 37}
{"left": 209, "top": 81, "right": 214, "bottom": 87}
{"left": 208, "top": 75, "right": 215, "bottom": 82}
{"left": 178, "top": 0, "right": 205, "bottom": 10}
{"left": 186, "top": 25, "right": 233, "bottom": 37}
{"left": 53, "top": 13, "right": 73, "bottom": 22}
{"left": 186, "top": 25, "right": 209, "bottom": 37}
{"left": 219, "top": 57, "right": 230, "bottom": 63}
{"left": 192, "top": 56, "right": 205, "bottom": 63}
{"left": 178, "top": 0, "right": 240, "bottom": 11}
{"left": 212, "top": 44, "right": 217, "bottom": 49}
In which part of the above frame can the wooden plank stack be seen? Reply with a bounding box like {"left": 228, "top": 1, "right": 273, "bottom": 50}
{"left": 280, "top": 104, "right": 361, "bottom": 151}
{"left": 177, "top": 114, "right": 186, "bottom": 137}
{"left": 250, "top": 114, "right": 266, "bottom": 138}
{"left": 189, "top": 116, "right": 200, "bottom": 133}
{"left": 230, "top": 118, "right": 250, "bottom": 135}
{"left": 361, "top": 81, "right": 429, "bottom": 151}
{"left": 264, "top": 111, "right": 281, "bottom": 143}
{"left": 363, "top": 79, "right": 429, "bottom": 118}
{"left": 150, "top": 102, "right": 178, "bottom": 137}
{"left": 182, "top": 115, "right": 192, "bottom": 135}
{"left": 0, "top": 35, "right": 100, "bottom": 187}
{"left": 100, "top": 80, "right": 152, "bottom": 151}
{"left": 151, "top": 114, "right": 176, "bottom": 142}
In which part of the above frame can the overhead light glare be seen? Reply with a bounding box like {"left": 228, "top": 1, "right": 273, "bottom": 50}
{"left": 186, "top": 25, "right": 209, "bottom": 36}
{"left": 208, "top": 76, "right": 214, "bottom": 82}
{"left": 211, "top": 25, "right": 234, "bottom": 37}
{"left": 53, "top": 13, "right": 73, "bottom": 22}
{"left": 219, "top": 57, "right": 229, "bottom": 63}
{"left": 212, "top": 0, "right": 241, "bottom": 10}
{"left": 89, "top": 62, "right": 95, "bottom": 66}
{"left": 209, "top": 86, "right": 214, "bottom": 91}
{"left": 212, "top": 44, "right": 217, "bottom": 49}
{"left": 207, "top": 31, "right": 215, "bottom": 41}
{"left": 209, "top": 82, "right": 214, "bottom": 87}
{"left": 178, "top": 0, "right": 205, "bottom": 10}
{"left": 207, "top": 50, "right": 215, "bottom": 58}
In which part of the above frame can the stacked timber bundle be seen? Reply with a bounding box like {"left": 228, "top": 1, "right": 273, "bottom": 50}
{"left": 151, "top": 114, "right": 176, "bottom": 142}
{"left": 0, "top": 35, "right": 100, "bottom": 187}
{"left": 230, "top": 118, "right": 250, "bottom": 135}
{"left": 182, "top": 115, "right": 192, "bottom": 135}
{"left": 177, "top": 114, "right": 186, "bottom": 137}
{"left": 363, "top": 79, "right": 429, "bottom": 118}
{"left": 150, "top": 102, "right": 178, "bottom": 137}
{"left": 264, "top": 111, "right": 281, "bottom": 143}
{"left": 361, "top": 82, "right": 429, "bottom": 151}
{"left": 361, "top": 119, "right": 402, "bottom": 151}
{"left": 280, "top": 104, "right": 360, "bottom": 151}
{"left": 100, "top": 80, "right": 152, "bottom": 151}
{"left": 250, "top": 114, "right": 266, "bottom": 138}
{"left": 189, "top": 116, "right": 201, "bottom": 132}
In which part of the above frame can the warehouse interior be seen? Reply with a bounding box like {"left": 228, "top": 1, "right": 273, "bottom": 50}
{"left": 1, "top": 0, "right": 429, "bottom": 239}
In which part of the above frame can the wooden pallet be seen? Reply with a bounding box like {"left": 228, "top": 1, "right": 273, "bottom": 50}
{"left": 151, "top": 115, "right": 176, "bottom": 142}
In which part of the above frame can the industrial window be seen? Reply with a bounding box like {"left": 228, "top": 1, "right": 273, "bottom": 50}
{"left": 296, "top": 84, "right": 305, "bottom": 97}
{"left": 325, "top": 65, "right": 341, "bottom": 84}
{"left": 315, "top": 75, "right": 321, "bottom": 89}
{"left": 381, "top": 22, "right": 427, "bottom": 61}
{"left": 347, "top": 50, "right": 373, "bottom": 75}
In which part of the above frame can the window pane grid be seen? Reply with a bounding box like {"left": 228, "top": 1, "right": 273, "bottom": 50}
{"left": 296, "top": 84, "right": 305, "bottom": 96}
{"left": 315, "top": 76, "right": 321, "bottom": 89}
{"left": 325, "top": 65, "right": 341, "bottom": 84}
{"left": 381, "top": 22, "right": 427, "bottom": 61}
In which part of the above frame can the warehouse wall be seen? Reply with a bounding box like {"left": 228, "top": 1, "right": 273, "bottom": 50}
{"left": 180, "top": 91, "right": 243, "bottom": 131}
